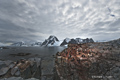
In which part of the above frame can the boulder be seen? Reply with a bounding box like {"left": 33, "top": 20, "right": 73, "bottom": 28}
{"left": 0, "top": 67, "right": 10, "bottom": 76}
{"left": 0, "top": 58, "right": 41, "bottom": 79}
{"left": 11, "top": 67, "right": 19, "bottom": 75}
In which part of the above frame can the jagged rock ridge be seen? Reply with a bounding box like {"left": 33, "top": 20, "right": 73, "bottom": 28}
{"left": 60, "top": 38, "right": 94, "bottom": 46}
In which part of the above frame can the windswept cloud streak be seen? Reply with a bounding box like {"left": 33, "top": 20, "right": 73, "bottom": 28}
{"left": 0, "top": 0, "right": 120, "bottom": 42}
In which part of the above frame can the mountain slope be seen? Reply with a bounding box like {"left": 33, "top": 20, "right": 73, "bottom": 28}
{"left": 60, "top": 38, "right": 71, "bottom": 46}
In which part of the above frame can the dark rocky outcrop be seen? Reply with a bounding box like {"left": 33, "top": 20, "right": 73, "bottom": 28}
{"left": 68, "top": 39, "right": 77, "bottom": 44}
{"left": 60, "top": 39, "right": 69, "bottom": 46}
{"left": 0, "top": 58, "right": 41, "bottom": 79}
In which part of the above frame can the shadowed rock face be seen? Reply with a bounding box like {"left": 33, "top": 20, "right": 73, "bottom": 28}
{"left": 48, "top": 36, "right": 59, "bottom": 41}
{"left": 0, "top": 58, "right": 41, "bottom": 79}
{"left": 60, "top": 39, "right": 68, "bottom": 46}
{"left": 68, "top": 39, "right": 77, "bottom": 44}
{"left": 55, "top": 43, "right": 120, "bottom": 80}
{"left": 83, "top": 38, "right": 94, "bottom": 43}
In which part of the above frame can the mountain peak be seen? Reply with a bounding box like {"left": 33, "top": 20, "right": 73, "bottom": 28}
{"left": 41, "top": 35, "right": 59, "bottom": 46}
{"left": 48, "top": 35, "right": 59, "bottom": 41}
{"left": 49, "top": 35, "right": 55, "bottom": 37}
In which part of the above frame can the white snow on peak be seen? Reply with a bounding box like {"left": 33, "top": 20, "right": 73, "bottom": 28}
{"left": 65, "top": 38, "right": 71, "bottom": 43}
{"left": 47, "top": 40, "right": 62, "bottom": 46}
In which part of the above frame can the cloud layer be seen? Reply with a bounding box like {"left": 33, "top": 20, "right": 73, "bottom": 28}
{"left": 0, "top": 0, "right": 120, "bottom": 42}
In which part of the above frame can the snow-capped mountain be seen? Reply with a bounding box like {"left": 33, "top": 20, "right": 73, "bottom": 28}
{"left": 10, "top": 41, "right": 42, "bottom": 47}
{"left": 60, "top": 38, "right": 94, "bottom": 46}
{"left": 11, "top": 41, "right": 27, "bottom": 47}
{"left": 41, "top": 35, "right": 60, "bottom": 46}
{"left": 31, "top": 42, "right": 42, "bottom": 47}
{"left": 60, "top": 38, "right": 71, "bottom": 46}
{"left": 75, "top": 38, "right": 83, "bottom": 43}
{"left": 82, "top": 38, "right": 94, "bottom": 43}
{"left": 8, "top": 36, "right": 94, "bottom": 47}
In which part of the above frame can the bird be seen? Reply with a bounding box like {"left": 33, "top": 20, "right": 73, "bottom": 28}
{"left": 108, "top": 7, "right": 115, "bottom": 17}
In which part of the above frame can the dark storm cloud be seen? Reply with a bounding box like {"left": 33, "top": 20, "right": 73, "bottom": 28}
{"left": 94, "top": 21, "right": 111, "bottom": 27}
{"left": 0, "top": 0, "right": 120, "bottom": 42}
{"left": 109, "top": 18, "right": 120, "bottom": 27}
{"left": 0, "top": 18, "right": 43, "bottom": 42}
{"left": 0, "top": 19, "right": 25, "bottom": 30}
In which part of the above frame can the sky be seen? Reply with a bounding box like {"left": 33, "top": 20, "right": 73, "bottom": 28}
{"left": 0, "top": 0, "right": 120, "bottom": 42}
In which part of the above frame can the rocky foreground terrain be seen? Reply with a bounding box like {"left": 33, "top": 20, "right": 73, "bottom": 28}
{"left": 0, "top": 57, "right": 56, "bottom": 80}
{"left": 0, "top": 38, "right": 120, "bottom": 80}
{"left": 0, "top": 58, "right": 41, "bottom": 80}
{"left": 0, "top": 46, "right": 65, "bottom": 80}
{"left": 55, "top": 41, "right": 120, "bottom": 80}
